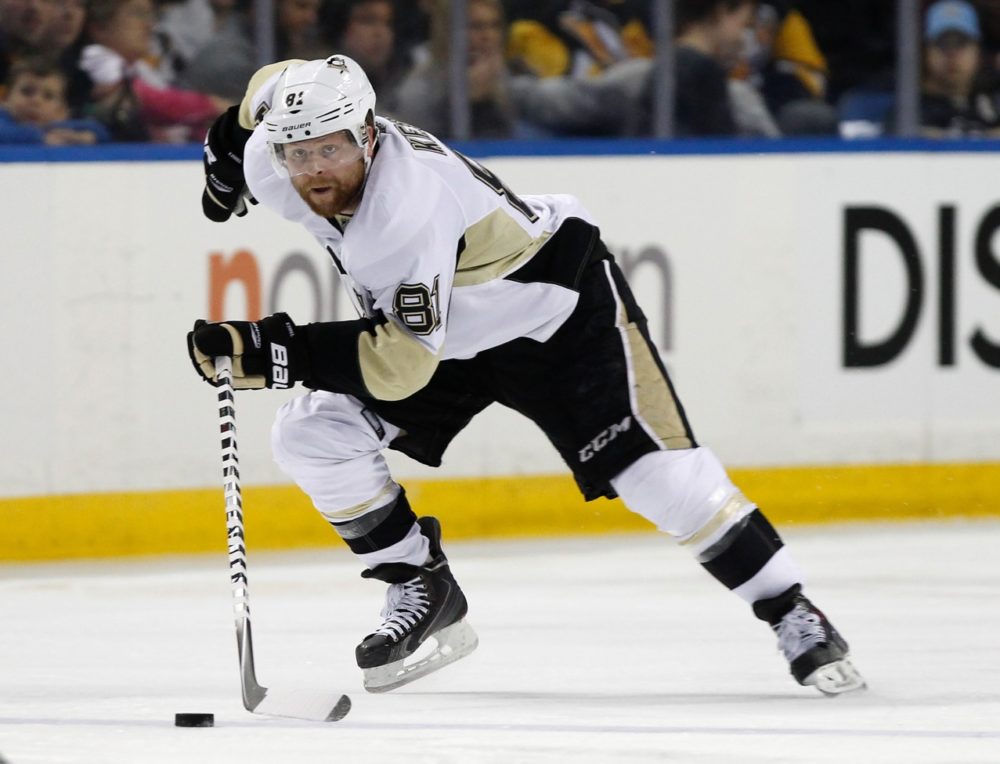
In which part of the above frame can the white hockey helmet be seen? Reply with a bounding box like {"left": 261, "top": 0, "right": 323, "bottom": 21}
{"left": 264, "top": 55, "right": 377, "bottom": 173}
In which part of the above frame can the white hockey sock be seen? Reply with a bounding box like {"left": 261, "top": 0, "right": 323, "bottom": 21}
{"left": 355, "top": 521, "right": 430, "bottom": 570}
{"left": 731, "top": 547, "right": 803, "bottom": 604}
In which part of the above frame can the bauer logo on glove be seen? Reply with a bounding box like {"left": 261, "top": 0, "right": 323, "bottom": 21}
{"left": 187, "top": 313, "right": 305, "bottom": 389}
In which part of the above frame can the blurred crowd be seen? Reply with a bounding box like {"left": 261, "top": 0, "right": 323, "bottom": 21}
{"left": 2, "top": 0, "right": 1000, "bottom": 145}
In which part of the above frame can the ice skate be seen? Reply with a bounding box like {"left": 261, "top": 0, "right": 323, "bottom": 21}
{"left": 753, "top": 584, "right": 866, "bottom": 696}
{"left": 356, "top": 516, "right": 478, "bottom": 693}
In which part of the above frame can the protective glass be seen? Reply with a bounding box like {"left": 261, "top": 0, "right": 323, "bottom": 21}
{"left": 272, "top": 134, "right": 365, "bottom": 178}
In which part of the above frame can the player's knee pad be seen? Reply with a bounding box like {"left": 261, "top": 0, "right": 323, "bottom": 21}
{"left": 610, "top": 447, "right": 756, "bottom": 558}
{"left": 271, "top": 391, "right": 400, "bottom": 515}
{"left": 271, "top": 391, "right": 393, "bottom": 465}
{"left": 612, "top": 448, "right": 800, "bottom": 600}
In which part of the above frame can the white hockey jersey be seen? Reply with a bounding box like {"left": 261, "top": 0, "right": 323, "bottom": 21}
{"left": 241, "top": 65, "right": 597, "bottom": 401}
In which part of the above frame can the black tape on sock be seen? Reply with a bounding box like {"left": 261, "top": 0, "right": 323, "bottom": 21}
{"left": 331, "top": 489, "right": 418, "bottom": 554}
{"left": 700, "top": 509, "right": 784, "bottom": 590}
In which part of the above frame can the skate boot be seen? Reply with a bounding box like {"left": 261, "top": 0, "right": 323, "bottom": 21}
{"left": 753, "top": 584, "right": 866, "bottom": 696}
{"left": 356, "top": 516, "right": 478, "bottom": 693}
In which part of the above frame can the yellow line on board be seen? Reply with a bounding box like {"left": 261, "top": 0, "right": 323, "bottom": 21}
{"left": 1, "top": 462, "right": 997, "bottom": 562}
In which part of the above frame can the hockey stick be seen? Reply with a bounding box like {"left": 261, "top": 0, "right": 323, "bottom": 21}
{"left": 215, "top": 356, "right": 352, "bottom": 722}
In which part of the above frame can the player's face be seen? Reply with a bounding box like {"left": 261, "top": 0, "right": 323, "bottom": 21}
{"left": 286, "top": 130, "right": 368, "bottom": 217}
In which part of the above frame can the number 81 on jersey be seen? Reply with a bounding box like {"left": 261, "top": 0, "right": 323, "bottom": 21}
{"left": 393, "top": 276, "right": 441, "bottom": 336}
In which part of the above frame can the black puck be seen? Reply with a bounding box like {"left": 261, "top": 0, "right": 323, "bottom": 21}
{"left": 175, "top": 713, "right": 214, "bottom": 727}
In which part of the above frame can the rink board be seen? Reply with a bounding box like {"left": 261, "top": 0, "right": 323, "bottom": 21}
{"left": 1, "top": 462, "right": 998, "bottom": 561}
{"left": 2, "top": 143, "right": 999, "bottom": 560}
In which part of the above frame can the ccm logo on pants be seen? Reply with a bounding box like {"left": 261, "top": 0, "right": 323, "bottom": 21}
{"left": 579, "top": 416, "right": 632, "bottom": 462}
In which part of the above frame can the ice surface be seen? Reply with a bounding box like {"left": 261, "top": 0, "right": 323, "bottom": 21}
{"left": 1, "top": 521, "right": 998, "bottom": 763}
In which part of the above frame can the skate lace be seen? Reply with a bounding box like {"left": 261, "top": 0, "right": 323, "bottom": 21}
{"left": 775, "top": 605, "right": 827, "bottom": 662}
{"left": 374, "top": 576, "right": 431, "bottom": 641}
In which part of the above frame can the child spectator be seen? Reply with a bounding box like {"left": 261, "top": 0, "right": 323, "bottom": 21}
{"left": 0, "top": 56, "right": 109, "bottom": 142}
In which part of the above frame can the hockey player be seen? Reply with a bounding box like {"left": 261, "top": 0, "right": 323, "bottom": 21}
{"left": 188, "top": 54, "right": 865, "bottom": 695}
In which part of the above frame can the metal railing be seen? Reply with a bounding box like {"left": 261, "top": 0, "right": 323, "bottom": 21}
{"left": 250, "top": 0, "right": 924, "bottom": 141}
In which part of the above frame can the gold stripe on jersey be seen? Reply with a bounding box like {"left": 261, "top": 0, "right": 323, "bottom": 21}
{"left": 358, "top": 319, "right": 441, "bottom": 401}
{"left": 239, "top": 59, "right": 305, "bottom": 129}
{"left": 614, "top": 282, "right": 694, "bottom": 449}
{"left": 454, "top": 208, "right": 550, "bottom": 287}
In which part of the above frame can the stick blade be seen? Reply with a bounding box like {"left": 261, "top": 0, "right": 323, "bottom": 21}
{"left": 249, "top": 688, "right": 352, "bottom": 722}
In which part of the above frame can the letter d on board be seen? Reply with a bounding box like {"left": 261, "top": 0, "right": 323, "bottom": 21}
{"left": 843, "top": 207, "right": 924, "bottom": 367}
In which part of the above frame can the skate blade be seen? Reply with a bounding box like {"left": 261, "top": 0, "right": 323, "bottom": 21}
{"left": 362, "top": 620, "right": 478, "bottom": 694}
{"left": 804, "top": 656, "right": 867, "bottom": 696}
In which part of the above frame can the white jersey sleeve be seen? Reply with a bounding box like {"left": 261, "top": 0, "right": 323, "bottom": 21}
{"left": 241, "top": 96, "right": 598, "bottom": 402}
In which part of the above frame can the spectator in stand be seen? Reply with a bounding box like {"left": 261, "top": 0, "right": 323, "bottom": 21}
{"left": 502, "top": 0, "right": 759, "bottom": 137}
{"left": 40, "top": 0, "right": 91, "bottom": 114}
{"left": 321, "top": 0, "right": 408, "bottom": 112}
{"left": 179, "top": 0, "right": 326, "bottom": 101}
{"left": 504, "top": 54, "right": 653, "bottom": 137}
{"left": 966, "top": 0, "right": 1000, "bottom": 77}
{"left": 275, "top": 0, "right": 326, "bottom": 58}
{"left": 394, "top": 0, "right": 517, "bottom": 138}
{"left": 394, "top": 0, "right": 432, "bottom": 67}
{"left": 155, "top": 0, "right": 246, "bottom": 82}
{"left": 0, "top": 56, "right": 108, "bottom": 142}
{"left": 728, "top": 2, "right": 780, "bottom": 136}
{"left": 47, "top": 0, "right": 84, "bottom": 49}
{"left": 80, "top": 0, "right": 227, "bottom": 141}
{"left": 793, "top": 0, "right": 896, "bottom": 104}
{"left": 503, "top": 0, "right": 655, "bottom": 137}
{"left": 739, "top": 2, "right": 838, "bottom": 135}
{"left": 505, "top": 0, "right": 653, "bottom": 79}
{"left": 0, "top": 0, "right": 60, "bottom": 88}
{"left": 674, "top": 0, "right": 757, "bottom": 136}
{"left": 918, "top": 0, "right": 1000, "bottom": 136}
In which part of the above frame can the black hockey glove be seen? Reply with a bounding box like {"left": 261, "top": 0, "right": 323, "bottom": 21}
{"left": 202, "top": 105, "right": 256, "bottom": 223}
{"left": 187, "top": 313, "right": 307, "bottom": 389}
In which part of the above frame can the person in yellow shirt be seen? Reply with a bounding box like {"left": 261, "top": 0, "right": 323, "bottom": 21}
{"left": 505, "top": 0, "right": 653, "bottom": 79}
{"left": 741, "top": 2, "right": 838, "bottom": 134}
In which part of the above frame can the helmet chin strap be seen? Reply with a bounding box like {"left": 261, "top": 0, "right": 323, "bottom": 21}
{"left": 342, "top": 123, "right": 378, "bottom": 214}
{"left": 360, "top": 121, "right": 379, "bottom": 182}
